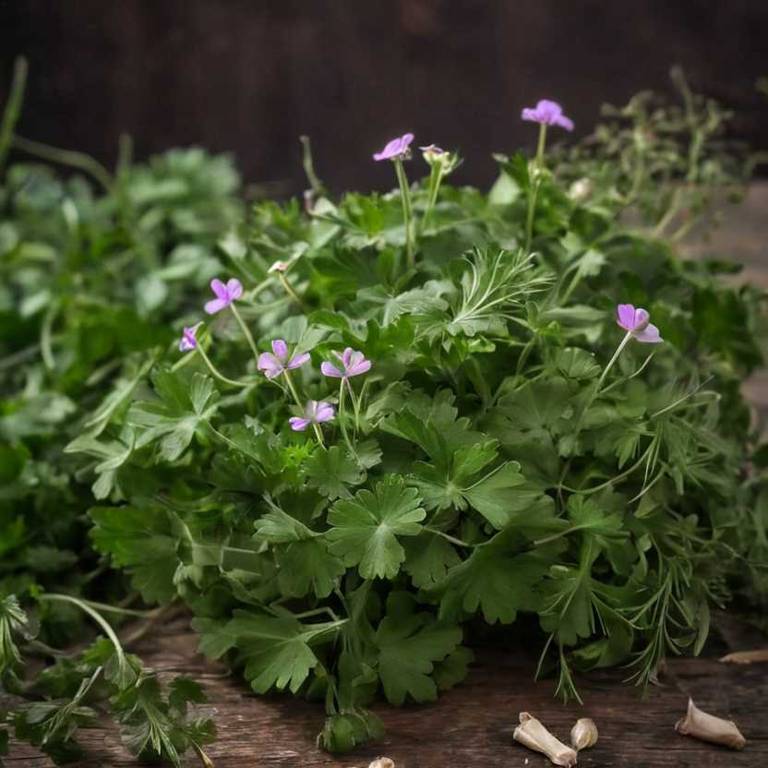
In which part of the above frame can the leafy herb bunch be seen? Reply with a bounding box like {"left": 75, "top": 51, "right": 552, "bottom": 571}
{"left": 68, "top": 91, "right": 766, "bottom": 755}
{"left": 1, "top": 60, "right": 238, "bottom": 764}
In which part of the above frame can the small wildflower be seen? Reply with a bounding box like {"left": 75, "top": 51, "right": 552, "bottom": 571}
{"left": 321, "top": 348, "right": 372, "bottom": 379}
{"left": 257, "top": 339, "right": 310, "bottom": 379}
{"left": 420, "top": 144, "right": 459, "bottom": 174}
{"left": 289, "top": 400, "right": 335, "bottom": 432}
{"left": 373, "top": 133, "right": 414, "bottom": 162}
{"left": 204, "top": 277, "right": 243, "bottom": 315}
{"left": 616, "top": 303, "right": 663, "bottom": 343}
{"left": 269, "top": 260, "right": 289, "bottom": 273}
{"left": 178, "top": 324, "right": 200, "bottom": 352}
{"left": 521, "top": 99, "right": 574, "bottom": 131}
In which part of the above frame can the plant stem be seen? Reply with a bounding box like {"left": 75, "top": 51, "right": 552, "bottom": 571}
{"left": 524, "top": 123, "right": 548, "bottom": 254}
{"left": 278, "top": 273, "right": 304, "bottom": 308}
{"left": 394, "top": 158, "right": 414, "bottom": 267}
{"left": 229, "top": 303, "right": 260, "bottom": 364}
{"left": 596, "top": 331, "right": 633, "bottom": 390}
{"left": 0, "top": 56, "right": 27, "bottom": 173}
{"left": 345, "top": 378, "right": 362, "bottom": 434}
{"left": 336, "top": 379, "right": 359, "bottom": 460}
{"left": 421, "top": 162, "right": 444, "bottom": 233}
{"left": 195, "top": 344, "right": 250, "bottom": 387}
{"left": 39, "top": 593, "right": 127, "bottom": 671}
{"left": 12, "top": 135, "right": 114, "bottom": 191}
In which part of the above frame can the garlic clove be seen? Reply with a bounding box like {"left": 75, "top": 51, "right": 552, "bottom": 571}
{"left": 513, "top": 712, "right": 578, "bottom": 767}
{"left": 368, "top": 759, "right": 395, "bottom": 768}
{"left": 570, "top": 717, "right": 598, "bottom": 751}
{"left": 719, "top": 649, "right": 768, "bottom": 665}
{"left": 675, "top": 698, "right": 746, "bottom": 750}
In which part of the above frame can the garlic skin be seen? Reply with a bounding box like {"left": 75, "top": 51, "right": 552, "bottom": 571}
{"left": 368, "top": 759, "right": 395, "bottom": 768}
{"left": 675, "top": 698, "right": 746, "bottom": 750}
{"left": 513, "top": 712, "right": 578, "bottom": 767}
{"left": 570, "top": 718, "right": 598, "bottom": 751}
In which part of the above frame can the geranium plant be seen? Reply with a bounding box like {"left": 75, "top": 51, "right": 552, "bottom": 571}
{"left": 2, "top": 66, "right": 766, "bottom": 764}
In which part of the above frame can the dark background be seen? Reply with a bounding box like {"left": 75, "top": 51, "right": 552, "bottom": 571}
{"left": 1, "top": 0, "right": 767, "bottom": 195}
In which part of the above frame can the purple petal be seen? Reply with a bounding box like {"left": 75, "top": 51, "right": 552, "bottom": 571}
{"left": 287, "top": 352, "right": 310, "bottom": 370}
{"left": 210, "top": 278, "right": 229, "bottom": 300}
{"left": 314, "top": 402, "right": 336, "bottom": 423}
{"left": 634, "top": 323, "right": 663, "bottom": 344}
{"left": 346, "top": 358, "right": 372, "bottom": 377}
{"left": 226, "top": 278, "right": 243, "bottom": 301}
{"left": 633, "top": 308, "right": 650, "bottom": 331}
{"left": 521, "top": 107, "right": 539, "bottom": 122}
{"left": 321, "top": 361, "right": 343, "bottom": 378}
{"left": 257, "top": 353, "right": 284, "bottom": 378}
{"left": 616, "top": 304, "right": 637, "bottom": 331}
{"left": 205, "top": 298, "right": 227, "bottom": 315}
{"left": 271, "top": 339, "right": 288, "bottom": 361}
{"left": 400, "top": 133, "right": 414, "bottom": 151}
{"left": 373, "top": 133, "right": 414, "bottom": 161}
{"left": 555, "top": 114, "right": 574, "bottom": 131}
{"left": 536, "top": 100, "right": 563, "bottom": 121}
{"left": 289, "top": 417, "right": 311, "bottom": 431}
{"left": 342, "top": 348, "right": 355, "bottom": 367}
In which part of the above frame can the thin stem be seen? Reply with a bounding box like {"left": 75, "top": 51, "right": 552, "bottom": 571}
{"left": 229, "top": 303, "right": 260, "bottom": 364}
{"left": 524, "top": 123, "right": 548, "bottom": 253}
{"left": 12, "top": 135, "right": 113, "bottom": 191}
{"left": 597, "top": 331, "right": 633, "bottom": 390}
{"left": 424, "top": 525, "right": 475, "bottom": 549}
{"left": 421, "top": 162, "right": 444, "bottom": 233}
{"left": 345, "top": 377, "right": 361, "bottom": 433}
{"left": 278, "top": 273, "right": 304, "bottom": 308}
{"left": 195, "top": 344, "right": 250, "bottom": 387}
{"left": 337, "top": 379, "right": 357, "bottom": 458}
{"left": 394, "top": 158, "right": 414, "bottom": 267}
{"left": 0, "top": 56, "right": 27, "bottom": 173}
{"left": 39, "top": 594, "right": 126, "bottom": 670}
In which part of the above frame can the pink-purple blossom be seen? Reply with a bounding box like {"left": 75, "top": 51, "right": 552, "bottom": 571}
{"left": 321, "top": 348, "right": 372, "bottom": 379}
{"left": 257, "top": 339, "right": 310, "bottom": 379}
{"left": 178, "top": 324, "right": 199, "bottom": 352}
{"left": 204, "top": 278, "right": 243, "bottom": 315}
{"left": 521, "top": 100, "right": 574, "bottom": 132}
{"left": 616, "top": 304, "right": 663, "bottom": 344}
{"left": 373, "top": 133, "right": 414, "bottom": 162}
{"left": 289, "top": 400, "right": 336, "bottom": 431}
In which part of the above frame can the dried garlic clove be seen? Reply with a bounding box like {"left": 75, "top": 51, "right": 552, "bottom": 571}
{"left": 368, "top": 759, "right": 395, "bottom": 768}
{"left": 513, "top": 712, "right": 578, "bottom": 767}
{"left": 570, "top": 718, "right": 598, "bottom": 751}
{"left": 675, "top": 698, "right": 746, "bottom": 750}
{"left": 719, "top": 649, "right": 768, "bottom": 665}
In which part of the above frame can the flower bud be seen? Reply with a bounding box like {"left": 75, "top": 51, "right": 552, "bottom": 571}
{"left": 570, "top": 717, "right": 598, "bottom": 751}
{"left": 420, "top": 144, "right": 459, "bottom": 175}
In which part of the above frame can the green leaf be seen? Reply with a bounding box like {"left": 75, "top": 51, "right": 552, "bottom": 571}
{"left": 439, "top": 530, "right": 557, "bottom": 624}
{"left": 327, "top": 476, "right": 425, "bottom": 580}
{"left": 374, "top": 594, "right": 462, "bottom": 705}
{"left": 89, "top": 506, "right": 179, "bottom": 603}
{"left": 195, "top": 611, "right": 345, "bottom": 694}
{"left": 304, "top": 445, "right": 364, "bottom": 500}
{"left": 403, "top": 533, "right": 461, "bottom": 589}
{"left": 276, "top": 539, "right": 345, "bottom": 599}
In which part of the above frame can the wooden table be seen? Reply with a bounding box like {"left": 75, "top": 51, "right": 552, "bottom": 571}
{"left": 7, "top": 186, "right": 768, "bottom": 767}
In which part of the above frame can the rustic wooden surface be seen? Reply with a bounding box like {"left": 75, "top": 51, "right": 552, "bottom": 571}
{"left": 6, "top": 185, "right": 768, "bottom": 767}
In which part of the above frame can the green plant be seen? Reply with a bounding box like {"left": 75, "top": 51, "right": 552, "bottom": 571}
{"left": 65, "top": 85, "right": 766, "bottom": 755}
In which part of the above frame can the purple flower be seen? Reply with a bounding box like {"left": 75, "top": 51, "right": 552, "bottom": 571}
{"left": 257, "top": 339, "right": 311, "bottom": 379}
{"left": 521, "top": 100, "right": 574, "bottom": 132}
{"left": 178, "top": 324, "right": 200, "bottom": 352}
{"left": 321, "top": 348, "right": 372, "bottom": 379}
{"left": 373, "top": 133, "right": 414, "bottom": 162}
{"left": 204, "top": 278, "right": 243, "bottom": 315}
{"left": 289, "top": 400, "right": 336, "bottom": 432}
{"left": 616, "top": 304, "right": 663, "bottom": 344}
